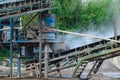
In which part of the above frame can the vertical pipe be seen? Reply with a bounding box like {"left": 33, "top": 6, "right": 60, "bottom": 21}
{"left": 44, "top": 44, "right": 48, "bottom": 78}
{"left": 17, "top": 44, "right": 21, "bottom": 77}
{"left": 112, "top": 19, "right": 119, "bottom": 69}
{"left": 10, "top": 18, "right": 13, "bottom": 77}
{"left": 38, "top": 13, "right": 42, "bottom": 78}
{"left": 114, "top": 19, "right": 117, "bottom": 40}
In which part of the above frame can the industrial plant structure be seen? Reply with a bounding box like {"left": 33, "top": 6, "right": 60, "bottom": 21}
{"left": 0, "top": 0, "right": 120, "bottom": 79}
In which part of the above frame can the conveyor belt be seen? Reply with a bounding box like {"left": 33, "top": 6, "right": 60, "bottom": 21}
{"left": 21, "top": 35, "right": 120, "bottom": 65}
{"left": 24, "top": 35, "right": 120, "bottom": 79}
{"left": 49, "top": 35, "right": 120, "bottom": 63}
{"left": 49, "top": 35, "right": 120, "bottom": 79}
{"left": 0, "top": 0, "right": 52, "bottom": 19}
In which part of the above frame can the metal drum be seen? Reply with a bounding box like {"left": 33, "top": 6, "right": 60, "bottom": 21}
{"left": 44, "top": 14, "right": 55, "bottom": 27}
{"left": 43, "top": 14, "right": 56, "bottom": 40}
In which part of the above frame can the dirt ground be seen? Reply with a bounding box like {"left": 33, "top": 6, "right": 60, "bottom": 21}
{"left": 89, "top": 59, "right": 120, "bottom": 80}
{"left": 0, "top": 59, "right": 120, "bottom": 80}
{"left": 89, "top": 74, "right": 119, "bottom": 80}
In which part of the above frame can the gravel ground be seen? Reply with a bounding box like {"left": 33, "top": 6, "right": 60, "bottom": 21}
{"left": 89, "top": 74, "right": 119, "bottom": 80}
{"left": 0, "top": 59, "right": 120, "bottom": 80}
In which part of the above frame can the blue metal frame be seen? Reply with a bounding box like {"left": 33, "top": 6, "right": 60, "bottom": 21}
{"left": 17, "top": 17, "right": 21, "bottom": 77}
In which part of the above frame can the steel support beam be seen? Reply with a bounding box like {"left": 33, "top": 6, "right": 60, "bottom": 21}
{"left": 38, "top": 13, "right": 42, "bottom": 78}
{"left": 17, "top": 44, "right": 21, "bottom": 77}
{"left": 44, "top": 44, "right": 49, "bottom": 78}
{"left": 17, "top": 16, "right": 22, "bottom": 77}
{"left": 0, "top": 20, "right": 1, "bottom": 30}
{"left": 10, "top": 18, "right": 13, "bottom": 77}
{"left": 0, "top": 20, "right": 2, "bottom": 40}
{"left": 114, "top": 19, "right": 117, "bottom": 40}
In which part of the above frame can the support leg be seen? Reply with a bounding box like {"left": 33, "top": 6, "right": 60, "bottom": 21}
{"left": 17, "top": 44, "right": 21, "bottom": 77}
{"left": 44, "top": 44, "right": 49, "bottom": 78}
{"left": 38, "top": 13, "right": 42, "bottom": 78}
{"left": 56, "top": 63, "right": 62, "bottom": 77}
{"left": 0, "top": 20, "right": 3, "bottom": 48}
{"left": 0, "top": 20, "right": 2, "bottom": 38}
{"left": 10, "top": 18, "right": 13, "bottom": 77}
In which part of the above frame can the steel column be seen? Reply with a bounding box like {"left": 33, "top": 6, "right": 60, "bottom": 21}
{"left": 0, "top": 20, "right": 2, "bottom": 44}
{"left": 17, "top": 44, "right": 21, "bottom": 77}
{"left": 114, "top": 19, "right": 117, "bottom": 40}
{"left": 44, "top": 44, "right": 49, "bottom": 78}
{"left": 0, "top": 20, "right": 2, "bottom": 38}
{"left": 38, "top": 13, "right": 42, "bottom": 78}
{"left": 0, "top": 20, "right": 1, "bottom": 29}
{"left": 10, "top": 18, "right": 13, "bottom": 77}
{"left": 17, "top": 16, "right": 22, "bottom": 77}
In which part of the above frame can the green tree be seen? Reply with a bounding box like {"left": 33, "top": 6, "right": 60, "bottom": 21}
{"left": 52, "top": 0, "right": 82, "bottom": 30}
{"left": 22, "top": 0, "right": 114, "bottom": 31}
{"left": 52, "top": 0, "right": 112, "bottom": 30}
{"left": 22, "top": 14, "right": 37, "bottom": 27}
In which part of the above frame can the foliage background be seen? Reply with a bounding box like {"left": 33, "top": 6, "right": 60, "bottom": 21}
{"left": 21, "top": 0, "right": 120, "bottom": 31}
